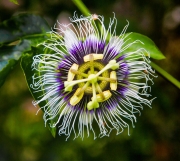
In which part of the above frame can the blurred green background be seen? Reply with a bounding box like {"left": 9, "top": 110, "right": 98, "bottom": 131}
{"left": 0, "top": 0, "right": 180, "bottom": 161}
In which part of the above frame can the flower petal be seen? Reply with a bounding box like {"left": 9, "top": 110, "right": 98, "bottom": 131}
{"left": 64, "top": 29, "right": 79, "bottom": 52}
{"left": 103, "top": 37, "right": 123, "bottom": 62}
{"left": 83, "top": 34, "right": 105, "bottom": 54}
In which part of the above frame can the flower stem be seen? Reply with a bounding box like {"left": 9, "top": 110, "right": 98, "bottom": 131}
{"left": 72, "top": 0, "right": 110, "bottom": 39}
{"left": 72, "top": 0, "right": 90, "bottom": 16}
{"left": 150, "top": 62, "right": 180, "bottom": 89}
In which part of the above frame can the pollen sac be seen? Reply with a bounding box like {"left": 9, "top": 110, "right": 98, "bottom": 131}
{"left": 110, "top": 71, "right": 117, "bottom": 90}
{"left": 83, "top": 54, "right": 103, "bottom": 62}
{"left": 96, "top": 90, "right": 112, "bottom": 102}
{"left": 70, "top": 88, "right": 84, "bottom": 106}
{"left": 67, "top": 64, "right": 79, "bottom": 81}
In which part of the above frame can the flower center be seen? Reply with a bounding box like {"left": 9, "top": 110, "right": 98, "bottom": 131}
{"left": 76, "top": 61, "right": 109, "bottom": 94}
{"left": 64, "top": 54, "right": 119, "bottom": 110}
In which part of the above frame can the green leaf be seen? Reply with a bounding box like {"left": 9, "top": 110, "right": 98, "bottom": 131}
{"left": 0, "top": 40, "right": 31, "bottom": 87}
{"left": 0, "top": 13, "right": 55, "bottom": 136}
{"left": 23, "top": 33, "right": 50, "bottom": 47}
{"left": 0, "top": 13, "right": 50, "bottom": 46}
{"left": 0, "top": 13, "right": 50, "bottom": 87}
{"left": 121, "top": 33, "right": 165, "bottom": 60}
{"left": 21, "top": 48, "right": 57, "bottom": 137}
{"left": 9, "top": 0, "right": 19, "bottom": 5}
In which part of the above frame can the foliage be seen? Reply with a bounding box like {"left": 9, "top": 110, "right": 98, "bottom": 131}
{"left": 9, "top": 0, "right": 19, "bottom": 5}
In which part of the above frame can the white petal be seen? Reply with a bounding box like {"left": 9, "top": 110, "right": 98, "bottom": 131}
{"left": 86, "top": 34, "right": 99, "bottom": 42}
{"left": 109, "top": 36, "right": 123, "bottom": 52}
{"left": 64, "top": 29, "right": 79, "bottom": 51}
{"left": 83, "top": 34, "right": 100, "bottom": 54}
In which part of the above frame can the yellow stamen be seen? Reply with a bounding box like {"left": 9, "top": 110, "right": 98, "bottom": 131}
{"left": 76, "top": 82, "right": 89, "bottom": 97}
{"left": 110, "top": 71, "right": 117, "bottom": 90}
{"left": 67, "top": 63, "right": 79, "bottom": 81}
{"left": 89, "top": 54, "right": 94, "bottom": 73}
{"left": 70, "top": 88, "right": 84, "bottom": 106}
{"left": 83, "top": 54, "right": 103, "bottom": 62}
{"left": 95, "top": 90, "right": 112, "bottom": 102}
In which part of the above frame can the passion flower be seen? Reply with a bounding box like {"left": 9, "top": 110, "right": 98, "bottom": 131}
{"left": 31, "top": 14, "right": 155, "bottom": 139}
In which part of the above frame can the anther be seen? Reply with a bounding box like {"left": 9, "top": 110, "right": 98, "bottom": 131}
{"left": 89, "top": 54, "right": 94, "bottom": 62}
{"left": 110, "top": 71, "right": 117, "bottom": 90}
{"left": 95, "top": 90, "right": 112, "bottom": 102}
{"left": 67, "top": 64, "right": 79, "bottom": 81}
{"left": 76, "top": 82, "right": 89, "bottom": 97}
{"left": 89, "top": 54, "right": 95, "bottom": 73}
{"left": 70, "top": 88, "right": 84, "bottom": 106}
{"left": 83, "top": 54, "right": 103, "bottom": 62}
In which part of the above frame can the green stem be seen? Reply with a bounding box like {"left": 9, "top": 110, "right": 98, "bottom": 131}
{"left": 72, "top": 0, "right": 90, "bottom": 16}
{"left": 150, "top": 62, "right": 180, "bottom": 89}
{"left": 72, "top": 0, "right": 110, "bottom": 39}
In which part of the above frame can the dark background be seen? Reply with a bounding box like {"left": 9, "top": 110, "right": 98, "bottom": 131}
{"left": 0, "top": 0, "right": 180, "bottom": 161}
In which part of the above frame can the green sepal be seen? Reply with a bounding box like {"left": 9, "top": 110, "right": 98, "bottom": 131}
{"left": 20, "top": 48, "right": 57, "bottom": 137}
{"left": 120, "top": 32, "right": 165, "bottom": 60}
